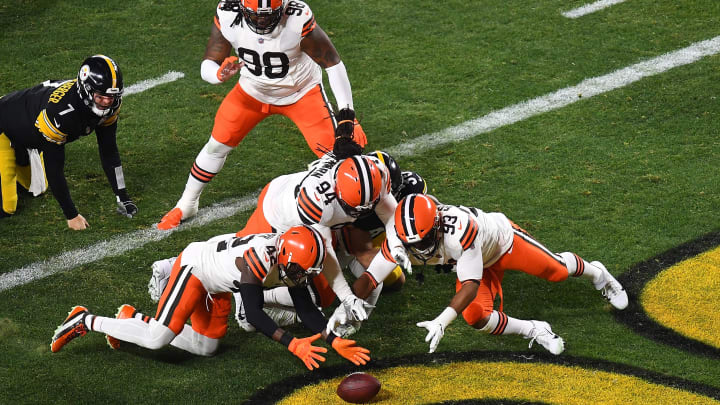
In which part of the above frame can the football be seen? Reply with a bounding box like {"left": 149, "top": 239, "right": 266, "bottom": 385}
{"left": 336, "top": 372, "right": 381, "bottom": 403}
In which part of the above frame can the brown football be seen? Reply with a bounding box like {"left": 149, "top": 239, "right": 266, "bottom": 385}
{"left": 336, "top": 372, "right": 381, "bottom": 403}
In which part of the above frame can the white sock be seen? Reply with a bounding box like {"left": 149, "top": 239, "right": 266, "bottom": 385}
{"left": 480, "top": 311, "right": 534, "bottom": 337}
{"left": 558, "top": 251, "right": 603, "bottom": 286}
{"left": 177, "top": 138, "right": 233, "bottom": 213}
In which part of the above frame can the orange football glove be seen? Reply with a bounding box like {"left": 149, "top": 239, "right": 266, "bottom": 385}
{"left": 331, "top": 336, "right": 371, "bottom": 366}
{"left": 351, "top": 119, "right": 367, "bottom": 147}
{"left": 288, "top": 333, "right": 327, "bottom": 370}
{"left": 216, "top": 56, "right": 243, "bottom": 82}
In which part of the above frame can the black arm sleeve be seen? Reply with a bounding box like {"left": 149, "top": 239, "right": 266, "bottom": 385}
{"left": 238, "top": 283, "right": 282, "bottom": 340}
{"left": 95, "top": 123, "right": 126, "bottom": 198}
{"left": 289, "top": 285, "right": 328, "bottom": 334}
{"left": 41, "top": 144, "right": 78, "bottom": 219}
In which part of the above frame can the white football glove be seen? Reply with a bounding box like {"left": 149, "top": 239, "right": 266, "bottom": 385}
{"left": 390, "top": 245, "right": 412, "bottom": 275}
{"left": 416, "top": 319, "right": 445, "bottom": 354}
{"left": 326, "top": 304, "right": 349, "bottom": 335}
{"left": 326, "top": 305, "right": 362, "bottom": 338}
{"left": 416, "top": 307, "right": 457, "bottom": 353}
{"left": 342, "top": 294, "right": 375, "bottom": 322}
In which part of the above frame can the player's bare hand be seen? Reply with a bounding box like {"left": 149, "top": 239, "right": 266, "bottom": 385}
{"left": 67, "top": 214, "right": 89, "bottom": 230}
{"left": 217, "top": 56, "right": 243, "bottom": 82}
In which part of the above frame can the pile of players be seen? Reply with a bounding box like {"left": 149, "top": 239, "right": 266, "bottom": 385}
{"left": 45, "top": 0, "right": 628, "bottom": 369}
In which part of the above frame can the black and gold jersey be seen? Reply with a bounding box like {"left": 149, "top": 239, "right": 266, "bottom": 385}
{"left": 0, "top": 79, "right": 118, "bottom": 148}
{"left": 0, "top": 79, "right": 124, "bottom": 220}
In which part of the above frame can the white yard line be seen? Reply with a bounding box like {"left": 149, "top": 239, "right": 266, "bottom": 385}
{"left": 562, "top": 0, "right": 627, "bottom": 19}
{"left": 124, "top": 71, "right": 185, "bottom": 95}
{"left": 2, "top": 36, "right": 720, "bottom": 292}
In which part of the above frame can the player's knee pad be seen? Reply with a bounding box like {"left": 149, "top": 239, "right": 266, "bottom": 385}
{"left": 462, "top": 302, "right": 493, "bottom": 328}
{"left": 196, "top": 138, "right": 233, "bottom": 173}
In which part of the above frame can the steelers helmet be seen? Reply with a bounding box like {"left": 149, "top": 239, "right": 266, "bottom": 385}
{"left": 77, "top": 55, "right": 123, "bottom": 117}
{"left": 366, "top": 151, "right": 401, "bottom": 195}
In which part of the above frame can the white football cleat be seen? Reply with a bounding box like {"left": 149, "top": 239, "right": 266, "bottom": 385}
{"left": 591, "top": 261, "right": 628, "bottom": 310}
{"left": 526, "top": 320, "right": 565, "bottom": 355}
{"left": 148, "top": 258, "right": 175, "bottom": 302}
{"left": 234, "top": 292, "right": 256, "bottom": 332}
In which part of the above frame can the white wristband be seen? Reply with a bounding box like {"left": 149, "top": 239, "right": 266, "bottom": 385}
{"left": 436, "top": 307, "right": 458, "bottom": 328}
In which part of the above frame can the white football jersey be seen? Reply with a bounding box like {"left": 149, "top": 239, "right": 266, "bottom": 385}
{"left": 262, "top": 155, "right": 395, "bottom": 234}
{"left": 215, "top": 0, "right": 321, "bottom": 105}
{"left": 370, "top": 204, "right": 514, "bottom": 284}
{"left": 180, "top": 233, "right": 280, "bottom": 294}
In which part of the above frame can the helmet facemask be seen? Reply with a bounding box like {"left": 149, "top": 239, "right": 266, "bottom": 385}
{"left": 402, "top": 224, "right": 441, "bottom": 262}
{"left": 278, "top": 262, "right": 321, "bottom": 287}
{"left": 241, "top": 0, "right": 284, "bottom": 35}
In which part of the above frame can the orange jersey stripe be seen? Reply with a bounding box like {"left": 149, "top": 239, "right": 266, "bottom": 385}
{"left": 297, "top": 188, "right": 322, "bottom": 223}
{"left": 214, "top": 15, "right": 221, "bottom": 30}
{"left": 301, "top": 16, "right": 316, "bottom": 37}
{"left": 364, "top": 272, "right": 379, "bottom": 289}
{"left": 381, "top": 240, "right": 396, "bottom": 263}
{"left": 460, "top": 218, "right": 479, "bottom": 251}
{"left": 244, "top": 248, "right": 267, "bottom": 281}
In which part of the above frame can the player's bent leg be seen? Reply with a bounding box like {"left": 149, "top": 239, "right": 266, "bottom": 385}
{"left": 92, "top": 315, "right": 177, "bottom": 350}
{"left": 0, "top": 133, "right": 19, "bottom": 216}
{"left": 158, "top": 138, "right": 234, "bottom": 230}
{"left": 169, "top": 324, "right": 220, "bottom": 356}
{"left": 281, "top": 85, "right": 336, "bottom": 157}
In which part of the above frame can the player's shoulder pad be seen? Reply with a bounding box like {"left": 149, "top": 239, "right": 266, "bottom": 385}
{"left": 242, "top": 235, "right": 277, "bottom": 281}
{"left": 296, "top": 181, "right": 326, "bottom": 225}
{"left": 440, "top": 205, "right": 479, "bottom": 252}
{"left": 215, "top": 2, "right": 239, "bottom": 30}
{"left": 283, "top": 0, "right": 315, "bottom": 36}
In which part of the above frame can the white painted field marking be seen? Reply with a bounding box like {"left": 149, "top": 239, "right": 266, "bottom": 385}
{"left": 0, "top": 193, "right": 258, "bottom": 292}
{"left": 3, "top": 36, "right": 720, "bottom": 292}
{"left": 562, "top": 0, "right": 627, "bottom": 19}
{"left": 124, "top": 71, "right": 185, "bottom": 95}
{"left": 388, "top": 36, "right": 720, "bottom": 158}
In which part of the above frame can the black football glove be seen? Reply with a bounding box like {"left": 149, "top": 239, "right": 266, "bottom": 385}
{"left": 116, "top": 192, "right": 138, "bottom": 218}
{"left": 334, "top": 108, "right": 356, "bottom": 139}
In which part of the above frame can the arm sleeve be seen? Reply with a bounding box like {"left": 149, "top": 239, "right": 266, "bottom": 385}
{"left": 325, "top": 61, "right": 353, "bottom": 111}
{"left": 42, "top": 144, "right": 78, "bottom": 219}
{"left": 289, "top": 285, "right": 327, "bottom": 334}
{"left": 201, "top": 59, "right": 222, "bottom": 84}
{"left": 238, "top": 283, "right": 282, "bottom": 339}
{"left": 95, "top": 123, "right": 127, "bottom": 198}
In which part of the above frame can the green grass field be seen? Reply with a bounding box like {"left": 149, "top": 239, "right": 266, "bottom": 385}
{"left": 1, "top": 1, "right": 718, "bottom": 403}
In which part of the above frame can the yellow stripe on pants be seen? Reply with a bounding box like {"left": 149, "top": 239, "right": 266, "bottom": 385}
{"left": 0, "top": 133, "right": 18, "bottom": 214}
